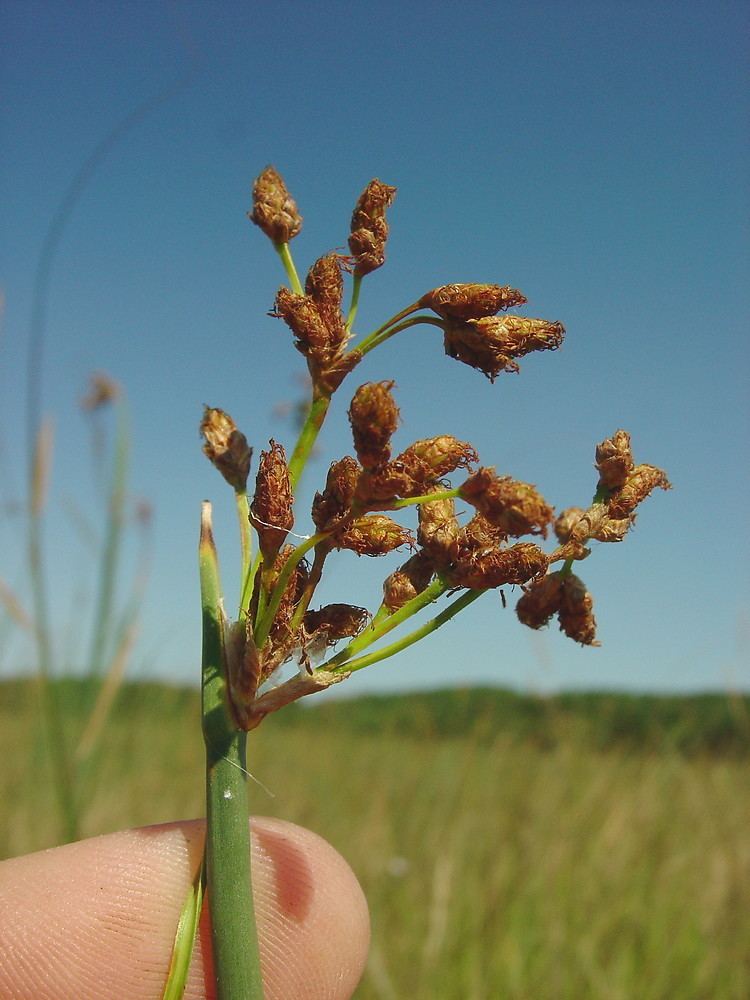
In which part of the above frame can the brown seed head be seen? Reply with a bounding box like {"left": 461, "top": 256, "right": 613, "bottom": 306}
{"left": 516, "top": 572, "right": 564, "bottom": 629}
{"left": 311, "top": 456, "right": 360, "bottom": 533}
{"left": 348, "top": 381, "right": 400, "bottom": 470}
{"left": 266, "top": 545, "right": 309, "bottom": 644}
{"left": 419, "top": 284, "right": 527, "bottom": 320}
{"left": 382, "top": 552, "right": 435, "bottom": 611}
{"left": 272, "top": 287, "right": 330, "bottom": 355}
{"left": 200, "top": 406, "right": 253, "bottom": 492}
{"left": 461, "top": 469, "right": 554, "bottom": 538}
{"left": 249, "top": 166, "right": 302, "bottom": 244}
{"left": 449, "top": 542, "right": 549, "bottom": 590}
{"left": 81, "top": 372, "right": 120, "bottom": 411}
{"left": 595, "top": 429, "right": 634, "bottom": 491}
{"left": 250, "top": 440, "right": 294, "bottom": 559}
{"left": 348, "top": 179, "right": 397, "bottom": 276}
{"left": 397, "top": 436, "right": 478, "bottom": 483}
{"left": 558, "top": 574, "right": 599, "bottom": 646}
{"left": 337, "top": 514, "right": 413, "bottom": 556}
{"left": 303, "top": 603, "right": 369, "bottom": 641}
{"left": 570, "top": 504, "right": 634, "bottom": 544}
{"left": 305, "top": 253, "right": 349, "bottom": 353}
{"left": 417, "top": 498, "right": 460, "bottom": 566}
{"left": 444, "top": 316, "right": 565, "bottom": 381}
{"left": 554, "top": 507, "right": 585, "bottom": 543}
{"left": 607, "top": 464, "right": 672, "bottom": 519}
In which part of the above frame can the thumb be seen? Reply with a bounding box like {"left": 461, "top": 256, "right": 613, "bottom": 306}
{"left": 0, "top": 817, "right": 369, "bottom": 999}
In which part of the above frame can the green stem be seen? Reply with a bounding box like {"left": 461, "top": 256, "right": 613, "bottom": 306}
{"left": 236, "top": 491, "right": 254, "bottom": 616}
{"left": 200, "top": 503, "right": 263, "bottom": 1000}
{"left": 254, "top": 531, "right": 325, "bottom": 649}
{"left": 274, "top": 242, "right": 303, "bottom": 295}
{"left": 390, "top": 487, "right": 461, "bottom": 510}
{"left": 355, "top": 300, "right": 422, "bottom": 354}
{"left": 327, "top": 587, "right": 485, "bottom": 674}
{"left": 346, "top": 273, "right": 363, "bottom": 330}
{"left": 356, "top": 315, "right": 445, "bottom": 359}
{"left": 324, "top": 576, "right": 449, "bottom": 669}
{"left": 287, "top": 392, "right": 331, "bottom": 489}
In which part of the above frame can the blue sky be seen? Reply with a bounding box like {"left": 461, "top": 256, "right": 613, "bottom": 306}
{"left": 1, "top": 1, "right": 748, "bottom": 695}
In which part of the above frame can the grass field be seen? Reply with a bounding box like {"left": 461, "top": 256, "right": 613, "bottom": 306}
{"left": 2, "top": 680, "right": 748, "bottom": 999}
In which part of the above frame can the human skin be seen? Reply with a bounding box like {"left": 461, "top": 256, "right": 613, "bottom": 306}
{"left": 0, "top": 817, "right": 370, "bottom": 999}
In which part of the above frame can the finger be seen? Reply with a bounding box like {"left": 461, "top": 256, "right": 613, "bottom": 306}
{"left": 0, "top": 817, "right": 369, "bottom": 1000}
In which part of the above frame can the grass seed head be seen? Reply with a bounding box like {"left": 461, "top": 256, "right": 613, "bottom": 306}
{"left": 312, "top": 456, "right": 360, "bottom": 533}
{"left": 444, "top": 316, "right": 565, "bottom": 381}
{"left": 606, "top": 464, "right": 672, "bottom": 519}
{"left": 461, "top": 469, "right": 554, "bottom": 538}
{"left": 595, "top": 429, "right": 634, "bottom": 491}
{"left": 516, "top": 572, "right": 565, "bottom": 629}
{"left": 558, "top": 574, "right": 599, "bottom": 646}
{"left": 200, "top": 406, "right": 253, "bottom": 492}
{"left": 336, "top": 514, "right": 413, "bottom": 556}
{"left": 449, "top": 541, "right": 549, "bottom": 589}
{"left": 249, "top": 165, "right": 302, "bottom": 244}
{"left": 417, "top": 498, "right": 461, "bottom": 566}
{"left": 420, "top": 283, "right": 527, "bottom": 320}
{"left": 250, "top": 440, "right": 294, "bottom": 560}
{"left": 349, "top": 179, "right": 397, "bottom": 276}
{"left": 382, "top": 551, "right": 435, "bottom": 611}
{"left": 348, "top": 381, "right": 400, "bottom": 470}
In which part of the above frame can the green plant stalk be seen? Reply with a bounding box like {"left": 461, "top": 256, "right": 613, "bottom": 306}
{"left": 323, "top": 576, "right": 450, "bottom": 669}
{"left": 346, "top": 273, "right": 362, "bottom": 330}
{"left": 28, "top": 421, "right": 79, "bottom": 842}
{"left": 354, "top": 300, "right": 422, "bottom": 354}
{"left": 236, "top": 490, "right": 254, "bottom": 615}
{"left": 274, "top": 241, "right": 303, "bottom": 294}
{"left": 326, "top": 587, "right": 485, "bottom": 674}
{"left": 356, "top": 315, "right": 445, "bottom": 359}
{"left": 200, "top": 503, "right": 264, "bottom": 1000}
{"left": 390, "top": 487, "right": 461, "bottom": 510}
{"left": 287, "top": 391, "right": 331, "bottom": 488}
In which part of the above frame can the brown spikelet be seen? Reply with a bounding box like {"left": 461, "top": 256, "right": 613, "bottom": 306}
{"left": 250, "top": 440, "right": 294, "bottom": 559}
{"left": 305, "top": 253, "right": 349, "bottom": 354}
{"left": 570, "top": 504, "right": 634, "bottom": 544}
{"left": 607, "top": 464, "right": 672, "bottom": 518}
{"left": 349, "top": 179, "right": 397, "bottom": 276}
{"left": 595, "top": 429, "right": 634, "bottom": 491}
{"left": 200, "top": 406, "right": 253, "bottom": 492}
{"left": 461, "top": 469, "right": 554, "bottom": 538}
{"left": 419, "top": 284, "right": 527, "bottom": 320}
{"left": 554, "top": 507, "right": 585, "bottom": 543}
{"left": 348, "top": 381, "right": 400, "bottom": 469}
{"left": 417, "top": 498, "right": 460, "bottom": 566}
{"left": 516, "top": 572, "right": 564, "bottom": 629}
{"left": 303, "top": 604, "right": 369, "bottom": 642}
{"left": 311, "top": 456, "right": 360, "bottom": 533}
{"left": 558, "top": 574, "right": 599, "bottom": 646}
{"left": 272, "top": 287, "right": 331, "bottom": 355}
{"left": 249, "top": 166, "right": 302, "bottom": 244}
{"left": 449, "top": 542, "right": 549, "bottom": 590}
{"left": 444, "top": 316, "right": 565, "bottom": 381}
{"left": 397, "top": 436, "right": 478, "bottom": 483}
{"left": 336, "top": 514, "right": 413, "bottom": 556}
{"left": 383, "top": 552, "right": 435, "bottom": 611}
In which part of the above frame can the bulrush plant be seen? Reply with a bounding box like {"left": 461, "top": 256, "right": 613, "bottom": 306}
{"left": 164, "top": 168, "right": 671, "bottom": 998}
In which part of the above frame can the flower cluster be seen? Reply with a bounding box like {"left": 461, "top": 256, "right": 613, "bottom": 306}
{"left": 200, "top": 167, "right": 670, "bottom": 728}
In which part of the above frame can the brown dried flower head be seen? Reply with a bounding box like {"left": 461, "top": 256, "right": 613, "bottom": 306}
{"left": 305, "top": 253, "right": 349, "bottom": 350}
{"left": 461, "top": 469, "right": 554, "bottom": 538}
{"left": 349, "top": 179, "right": 397, "bottom": 276}
{"left": 397, "top": 436, "right": 478, "bottom": 483}
{"left": 595, "top": 429, "right": 634, "bottom": 492}
{"left": 444, "top": 315, "right": 565, "bottom": 381}
{"left": 303, "top": 603, "right": 369, "bottom": 642}
{"left": 569, "top": 504, "right": 634, "bottom": 545}
{"left": 249, "top": 166, "right": 302, "bottom": 244}
{"left": 558, "top": 574, "right": 599, "bottom": 646}
{"left": 382, "top": 552, "right": 435, "bottom": 611}
{"left": 419, "top": 283, "right": 527, "bottom": 320}
{"left": 348, "top": 381, "right": 400, "bottom": 470}
{"left": 250, "top": 440, "right": 294, "bottom": 559}
{"left": 311, "top": 456, "right": 360, "bottom": 533}
{"left": 554, "top": 507, "right": 585, "bottom": 544}
{"left": 200, "top": 406, "right": 253, "bottom": 492}
{"left": 515, "top": 572, "right": 564, "bottom": 629}
{"left": 336, "top": 514, "right": 413, "bottom": 556}
{"left": 607, "top": 464, "right": 672, "bottom": 519}
{"left": 272, "top": 287, "right": 331, "bottom": 356}
{"left": 417, "top": 498, "right": 461, "bottom": 566}
{"left": 449, "top": 541, "right": 549, "bottom": 590}
{"left": 81, "top": 372, "right": 120, "bottom": 412}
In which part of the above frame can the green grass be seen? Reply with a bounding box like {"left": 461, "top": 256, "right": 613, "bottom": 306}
{"left": 2, "top": 679, "right": 748, "bottom": 999}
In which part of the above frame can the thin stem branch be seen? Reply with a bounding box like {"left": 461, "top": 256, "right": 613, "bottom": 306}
{"left": 357, "top": 315, "right": 445, "bottom": 359}
{"left": 254, "top": 531, "right": 326, "bottom": 649}
{"left": 328, "top": 587, "right": 485, "bottom": 674}
{"left": 274, "top": 241, "right": 303, "bottom": 294}
{"left": 346, "top": 273, "right": 362, "bottom": 330}
{"left": 390, "top": 487, "right": 461, "bottom": 510}
{"left": 287, "top": 392, "right": 331, "bottom": 489}
{"left": 354, "top": 300, "right": 422, "bottom": 354}
{"left": 322, "top": 576, "right": 449, "bottom": 670}
{"left": 236, "top": 490, "right": 254, "bottom": 615}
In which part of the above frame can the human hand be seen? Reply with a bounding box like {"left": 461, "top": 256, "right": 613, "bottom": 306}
{"left": 0, "top": 817, "right": 369, "bottom": 999}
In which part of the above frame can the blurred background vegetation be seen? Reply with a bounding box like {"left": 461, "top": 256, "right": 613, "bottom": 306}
{"left": 2, "top": 677, "right": 748, "bottom": 999}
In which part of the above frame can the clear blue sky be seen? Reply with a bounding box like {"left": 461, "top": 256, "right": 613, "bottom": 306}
{"left": 1, "top": 1, "right": 748, "bottom": 695}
